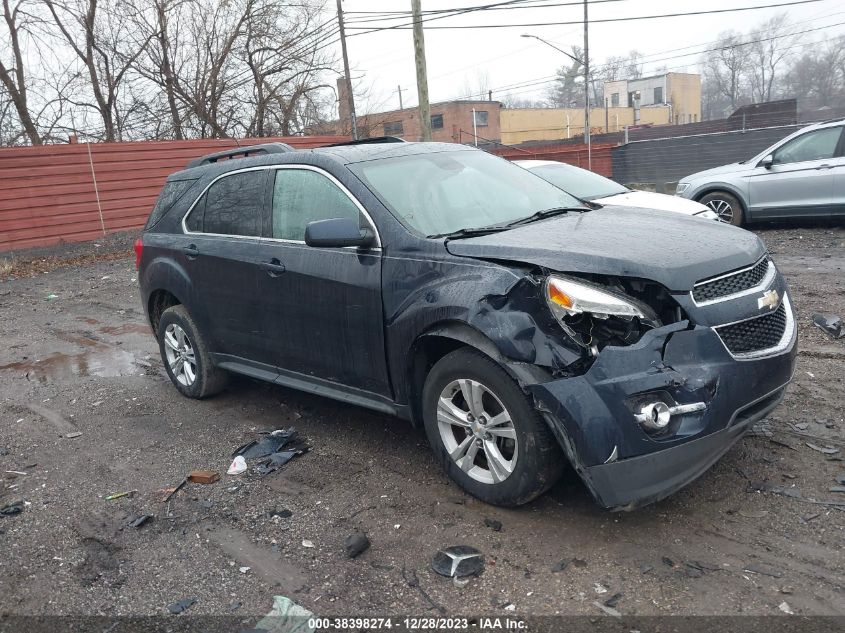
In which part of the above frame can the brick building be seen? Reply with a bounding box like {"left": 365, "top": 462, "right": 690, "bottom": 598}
{"left": 312, "top": 77, "right": 502, "bottom": 143}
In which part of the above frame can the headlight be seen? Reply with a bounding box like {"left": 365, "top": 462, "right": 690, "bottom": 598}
{"left": 675, "top": 183, "right": 689, "bottom": 195}
{"left": 546, "top": 276, "right": 645, "bottom": 320}
{"left": 545, "top": 276, "right": 659, "bottom": 353}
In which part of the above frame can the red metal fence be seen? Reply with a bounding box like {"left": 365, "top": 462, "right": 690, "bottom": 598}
{"left": 489, "top": 142, "right": 616, "bottom": 177}
{"left": 0, "top": 136, "right": 347, "bottom": 253}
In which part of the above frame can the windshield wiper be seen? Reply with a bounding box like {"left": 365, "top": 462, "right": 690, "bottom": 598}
{"left": 429, "top": 225, "right": 511, "bottom": 240}
{"left": 505, "top": 206, "right": 584, "bottom": 227}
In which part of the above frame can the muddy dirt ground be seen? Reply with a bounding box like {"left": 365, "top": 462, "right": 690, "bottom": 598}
{"left": 1, "top": 225, "right": 844, "bottom": 620}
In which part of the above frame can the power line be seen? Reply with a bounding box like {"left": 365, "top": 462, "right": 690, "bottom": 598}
{"left": 346, "top": 0, "right": 830, "bottom": 34}
{"left": 443, "top": 17, "right": 845, "bottom": 101}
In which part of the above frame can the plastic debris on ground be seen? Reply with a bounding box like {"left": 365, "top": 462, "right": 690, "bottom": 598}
{"left": 0, "top": 500, "right": 24, "bottom": 516}
{"left": 167, "top": 597, "right": 197, "bottom": 614}
{"left": 128, "top": 514, "right": 153, "bottom": 528}
{"left": 431, "top": 545, "right": 484, "bottom": 578}
{"left": 105, "top": 490, "right": 136, "bottom": 501}
{"left": 230, "top": 428, "right": 308, "bottom": 477}
{"left": 254, "top": 595, "right": 315, "bottom": 633}
{"left": 811, "top": 313, "right": 844, "bottom": 339}
{"left": 227, "top": 456, "right": 247, "bottom": 475}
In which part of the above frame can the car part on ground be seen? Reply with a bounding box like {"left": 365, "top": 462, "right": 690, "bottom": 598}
{"left": 138, "top": 141, "right": 797, "bottom": 510}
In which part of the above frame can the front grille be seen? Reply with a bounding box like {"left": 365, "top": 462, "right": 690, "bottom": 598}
{"left": 693, "top": 258, "right": 770, "bottom": 303}
{"left": 716, "top": 302, "right": 787, "bottom": 354}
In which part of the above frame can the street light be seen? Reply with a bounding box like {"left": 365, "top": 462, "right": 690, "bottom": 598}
{"left": 521, "top": 4, "right": 591, "bottom": 169}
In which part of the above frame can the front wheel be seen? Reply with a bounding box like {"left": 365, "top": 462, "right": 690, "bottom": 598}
{"left": 699, "top": 191, "right": 744, "bottom": 226}
{"left": 422, "top": 348, "right": 564, "bottom": 506}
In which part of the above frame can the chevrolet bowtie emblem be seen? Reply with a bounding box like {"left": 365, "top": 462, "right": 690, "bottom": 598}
{"left": 757, "top": 289, "right": 780, "bottom": 310}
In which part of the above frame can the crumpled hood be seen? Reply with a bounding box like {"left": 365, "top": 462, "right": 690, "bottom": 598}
{"left": 446, "top": 206, "right": 765, "bottom": 292}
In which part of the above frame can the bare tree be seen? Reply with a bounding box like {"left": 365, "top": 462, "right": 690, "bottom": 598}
{"left": 43, "top": 0, "right": 151, "bottom": 141}
{"left": 702, "top": 31, "right": 750, "bottom": 113}
{"left": 749, "top": 14, "right": 796, "bottom": 102}
{"left": 0, "top": 0, "right": 41, "bottom": 143}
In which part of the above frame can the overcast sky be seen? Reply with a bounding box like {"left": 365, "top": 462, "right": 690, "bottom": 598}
{"left": 334, "top": 0, "right": 845, "bottom": 111}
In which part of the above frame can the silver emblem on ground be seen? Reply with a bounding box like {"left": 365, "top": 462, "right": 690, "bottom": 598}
{"left": 757, "top": 289, "right": 780, "bottom": 311}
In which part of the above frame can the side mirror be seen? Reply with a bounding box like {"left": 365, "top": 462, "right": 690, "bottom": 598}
{"left": 304, "top": 217, "right": 375, "bottom": 248}
{"left": 761, "top": 154, "right": 774, "bottom": 169}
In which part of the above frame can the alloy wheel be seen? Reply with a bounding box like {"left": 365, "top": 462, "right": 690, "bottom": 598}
{"left": 437, "top": 378, "right": 518, "bottom": 484}
{"left": 706, "top": 198, "right": 734, "bottom": 223}
{"left": 163, "top": 323, "right": 197, "bottom": 386}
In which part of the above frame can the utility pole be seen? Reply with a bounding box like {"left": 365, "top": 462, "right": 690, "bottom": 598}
{"left": 583, "top": 0, "right": 591, "bottom": 169}
{"left": 336, "top": 0, "right": 358, "bottom": 140}
{"left": 411, "top": 0, "right": 432, "bottom": 141}
{"left": 396, "top": 85, "right": 405, "bottom": 110}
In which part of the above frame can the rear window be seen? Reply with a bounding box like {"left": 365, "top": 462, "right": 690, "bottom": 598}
{"left": 145, "top": 179, "right": 197, "bottom": 229}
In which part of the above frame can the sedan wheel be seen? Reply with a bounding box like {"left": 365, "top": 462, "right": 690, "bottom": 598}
{"left": 437, "top": 378, "right": 518, "bottom": 484}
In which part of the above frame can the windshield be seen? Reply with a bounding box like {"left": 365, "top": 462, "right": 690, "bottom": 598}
{"left": 527, "top": 163, "right": 628, "bottom": 200}
{"left": 349, "top": 150, "right": 584, "bottom": 236}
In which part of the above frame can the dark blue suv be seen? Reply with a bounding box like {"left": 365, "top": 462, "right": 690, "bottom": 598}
{"left": 136, "top": 140, "right": 797, "bottom": 509}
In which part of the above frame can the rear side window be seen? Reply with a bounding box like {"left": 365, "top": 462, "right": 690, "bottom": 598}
{"left": 146, "top": 179, "right": 197, "bottom": 229}
{"left": 187, "top": 170, "right": 266, "bottom": 236}
{"left": 272, "top": 169, "right": 360, "bottom": 241}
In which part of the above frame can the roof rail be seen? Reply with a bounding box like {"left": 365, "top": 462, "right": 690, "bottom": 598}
{"left": 186, "top": 142, "right": 295, "bottom": 168}
{"left": 327, "top": 136, "right": 406, "bottom": 147}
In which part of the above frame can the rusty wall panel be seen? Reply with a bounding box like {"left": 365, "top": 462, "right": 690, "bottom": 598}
{"left": 0, "top": 135, "right": 349, "bottom": 253}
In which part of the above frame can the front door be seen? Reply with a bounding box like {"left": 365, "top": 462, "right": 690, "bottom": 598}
{"left": 256, "top": 166, "right": 390, "bottom": 397}
{"left": 748, "top": 126, "right": 843, "bottom": 219}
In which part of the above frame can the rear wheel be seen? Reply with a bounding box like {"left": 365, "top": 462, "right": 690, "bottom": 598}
{"left": 157, "top": 305, "right": 228, "bottom": 399}
{"left": 422, "top": 348, "right": 564, "bottom": 506}
{"left": 699, "top": 191, "right": 744, "bottom": 226}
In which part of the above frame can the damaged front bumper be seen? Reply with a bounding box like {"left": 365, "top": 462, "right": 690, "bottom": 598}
{"left": 529, "top": 311, "right": 797, "bottom": 511}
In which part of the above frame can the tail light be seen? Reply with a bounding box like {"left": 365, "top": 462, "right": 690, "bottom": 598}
{"left": 134, "top": 237, "right": 143, "bottom": 269}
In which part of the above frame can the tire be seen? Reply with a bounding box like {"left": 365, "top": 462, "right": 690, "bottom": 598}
{"left": 157, "top": 304, "right": 228, "bottom": 399}
{"left": 699, "top": 191, "right": 744, "bottom": 226}
{"left": 421, "top": 348, "right": 564, "bottom": 506}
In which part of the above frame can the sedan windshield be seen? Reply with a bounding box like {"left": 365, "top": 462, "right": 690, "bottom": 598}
{"left": 349, "top": 150, "right": 585, "bottom": 237}
{"left": 528, "top": 163, "right": 628, "bottom": 200}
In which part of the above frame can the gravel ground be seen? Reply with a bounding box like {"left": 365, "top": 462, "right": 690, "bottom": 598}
{"left": 0, "top": 224, "right": 844, "bottom": 620}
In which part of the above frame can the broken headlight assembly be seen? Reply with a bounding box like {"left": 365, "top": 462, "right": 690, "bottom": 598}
{"left": 545, "top": 275, "right": 660, "bottom": 353}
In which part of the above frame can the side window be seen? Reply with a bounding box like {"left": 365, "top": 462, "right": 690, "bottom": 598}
{"left": 190, "top": 170, "right": 265, "bottom": 236}
{"left": 147, "top": 179, "right": 197, "bottom": 229}
{"left": 272, "top": 169, "right": 361, "bottom": 242}
{"left": 773, "top": 128, "right": 842, "bottom": 165}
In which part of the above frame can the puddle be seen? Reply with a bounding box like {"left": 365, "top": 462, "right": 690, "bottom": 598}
{"left": 99, "top": 324, "right": 150, "bottom": 336}
{"left": 0, "top": 349, "right": 144, "bottom": 383}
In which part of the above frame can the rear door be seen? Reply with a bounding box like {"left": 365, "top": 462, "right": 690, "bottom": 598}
{"left": 748, "top": 126, "right": 843, "bottom": 219}
{"left": 181, "top": 168, "right": 272, "bottom": 365}
{"left": 256, "top": 166, "right": 390, "bottom": 397}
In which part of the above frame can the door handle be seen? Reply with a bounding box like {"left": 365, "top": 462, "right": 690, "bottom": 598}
{"left": 260, "top": 259, "right": 286, "bottom": 276}
{"left": 182, "top": 244, "right": 199, "bottom": 259}
{"left": 816, "top": 164, "right": 833, "bottom": 170}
